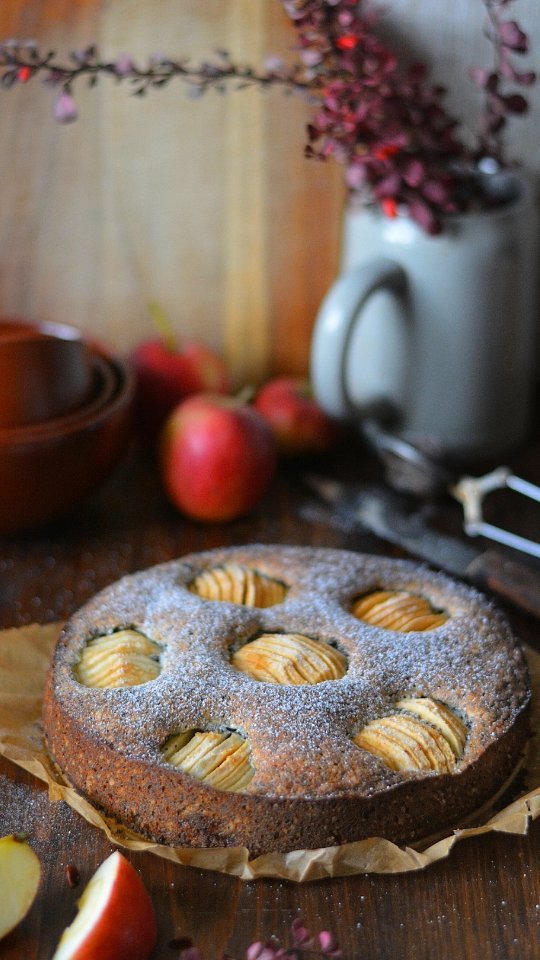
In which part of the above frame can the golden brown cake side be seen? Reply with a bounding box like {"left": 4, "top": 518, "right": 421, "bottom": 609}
{"left": 42, "top": 683, "right": 529, "bottom": 854}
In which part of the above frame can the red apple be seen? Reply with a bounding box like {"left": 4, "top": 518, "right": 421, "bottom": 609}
{"left": 131, "top": 337, "right": 230, "bottom": 442}
{"left": 52, "top": 851, "right": 156, "bottom": 960}
{"left": 254, "top": 376, "right": 339, "bottom": 456}
{"left": 160, "top": 393, "right": 277, "bottom": 521}
{"left": 130, "top": 304, "right": 230, "bottom": 443}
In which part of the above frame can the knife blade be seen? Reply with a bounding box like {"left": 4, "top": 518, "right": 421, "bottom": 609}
{"left": 305, "top": 475, "right": 540, "bottom": 620}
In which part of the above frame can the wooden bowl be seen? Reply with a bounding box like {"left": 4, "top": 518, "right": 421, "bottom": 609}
{"left": 0, "top": 355, "right": 135, "bottom": 535}
{"left": 0, "top": 320, "right": 94, "bottom": 428}
{"left": 0, "top": 352, "right": 117, "bottom": 442}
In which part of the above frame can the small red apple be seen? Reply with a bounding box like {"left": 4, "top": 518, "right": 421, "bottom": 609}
{"left": 160, "top": 393, "right": 277, "bottom": 522}
{"left": 52, "top": 850, "right": 156, "bottom": 960}
{"left": 254, "top": 376, "right": 339, "bottom": 456}
{"left": 130, "top": 304, "right": 230, "bottom": 442}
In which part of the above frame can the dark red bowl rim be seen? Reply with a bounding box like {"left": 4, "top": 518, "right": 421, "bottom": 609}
{"left": 0, "top": 354, "right": 134, "bottom": 448}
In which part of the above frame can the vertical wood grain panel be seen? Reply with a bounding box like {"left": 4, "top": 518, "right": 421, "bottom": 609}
{"left": 99, "top": 0, "right": 240, "bottom": 360}
{"left": 223, "top": 0, "right": 270, "bottom": 386}
{"left": 0, "top": 1, "right": 103, "bottom": 334}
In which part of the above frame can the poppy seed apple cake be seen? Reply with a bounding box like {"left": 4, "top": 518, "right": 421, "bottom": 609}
{"left": 42, "top": 545, "right": 531, "bottom": 855}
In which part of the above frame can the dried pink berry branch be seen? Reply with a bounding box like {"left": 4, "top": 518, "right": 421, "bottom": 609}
{"left": 276, "top": 0, "right": 535, "bottom": 231}
{"left": 0, "top": 42, "right": 312, "bottom": 100}
{"left": 470, "top": 0, "right": 536, "bottom": 159}
{"left": 0, "top": 0, "right": 534, "bottom": 232}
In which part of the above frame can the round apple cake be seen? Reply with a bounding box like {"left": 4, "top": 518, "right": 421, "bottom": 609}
{"left": 42, "top": 545, "right": 531, "bottom": 855}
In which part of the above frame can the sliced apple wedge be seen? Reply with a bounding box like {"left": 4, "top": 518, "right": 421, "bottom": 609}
{"left": 52, "top": 850, "right": 156, "bottom": 960}
{"left": 0, "top": 834, "right": 41, "bottom": 940}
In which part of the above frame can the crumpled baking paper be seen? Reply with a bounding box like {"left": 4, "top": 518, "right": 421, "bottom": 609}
{"left": 0, "top": 622, "right": 538, "bottom": 882}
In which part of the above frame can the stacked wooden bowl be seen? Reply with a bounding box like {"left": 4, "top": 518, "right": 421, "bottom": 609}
{"left": 0, "top": 320, "right": 134, "bottom": 534}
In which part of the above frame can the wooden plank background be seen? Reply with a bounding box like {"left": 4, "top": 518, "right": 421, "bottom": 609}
{"left": 0, "top": 1, "right": 538, "bottom": 383}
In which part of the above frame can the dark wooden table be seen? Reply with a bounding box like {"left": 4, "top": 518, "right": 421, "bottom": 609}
{"left": 1, "top": 434, "right": 539, "bottom": 960}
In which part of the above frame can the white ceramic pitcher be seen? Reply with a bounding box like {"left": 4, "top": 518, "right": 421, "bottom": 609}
{"left": 311, "top": 175, "right": 538, "bottom": 460}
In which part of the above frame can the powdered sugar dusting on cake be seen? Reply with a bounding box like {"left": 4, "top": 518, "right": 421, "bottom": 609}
{"left": 47, "top": 545, "right": 530, "bottom": 800}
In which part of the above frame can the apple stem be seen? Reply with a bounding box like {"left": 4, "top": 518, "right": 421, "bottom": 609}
{"left": 148, "top": 301, "right": 178, "bottom": 353}
{"left": 235, "top": 384, "right": 256, "bottom": 405}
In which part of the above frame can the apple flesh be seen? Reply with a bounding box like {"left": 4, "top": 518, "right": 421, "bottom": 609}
{"left": 160, "top": 393, "right": 277, "bottom": 521}
{"left": 254, "top": 377, "right": 339, "bottom": 456}
{"left": 0, "top": 834, "right": 41, "bottom": 941}
{"left": 131, "top": 337, "right": 230, "bottom": 442}
{"left": 52, "top": 850, "right": 156, "bottom": 960}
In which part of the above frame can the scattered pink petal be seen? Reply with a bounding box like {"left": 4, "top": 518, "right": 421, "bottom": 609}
{"left": 179, "top": 948, "right": 204, "bottom": 960}
{"left": 246, "top": 942, "right": 278, "bottom": 960}
{"left": 319, "top": 931, "right": 336, "bottom": 951}
{"left": 291, "top": 917, "right": 312, "bottom": 946}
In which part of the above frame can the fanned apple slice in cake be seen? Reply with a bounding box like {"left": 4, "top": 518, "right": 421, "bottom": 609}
{"left": 354, "top": 697, "right": 467, "bottom": 773}
{"left": 231, "top": 632, "right": 347, "bottom": 684}
{"left": 190, "top": 564, "right": 287, "bottom": 607}
{"left": 161, "top": 729, "right": 254, "bottom": 791}
{"left": 395, "top": 697, "right": 468, "bottom": 758}
{"left": 75, "top": 629, "right": 162, "bottom": 688}
{"left": 351, "top": 590, "right": 448, "bottom": 631}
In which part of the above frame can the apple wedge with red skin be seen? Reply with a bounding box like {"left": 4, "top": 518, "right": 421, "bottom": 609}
{"left": 52, "top": 850, "right": 157, "bottom": 960}
{"left": 131, "top": 337, "right": 230, "bottom": 442}
{"left": 160, "top": 393, "right": 277, "bottom": 522}
{"left": 254, "top": 377, "right": 339, "bottom": 457}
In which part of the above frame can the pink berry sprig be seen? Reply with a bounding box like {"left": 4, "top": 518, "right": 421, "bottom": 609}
{"left": 0, "top": 40, "right": 313, "bottom": 116}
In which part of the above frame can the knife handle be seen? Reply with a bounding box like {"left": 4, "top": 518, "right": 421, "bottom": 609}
{"left": 466, "top": 548, "right": 540, "bottom": 620}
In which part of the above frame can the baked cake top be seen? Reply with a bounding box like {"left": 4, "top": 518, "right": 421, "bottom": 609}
{"left": 47, "top": 544, "right": 530, "bottom": 800}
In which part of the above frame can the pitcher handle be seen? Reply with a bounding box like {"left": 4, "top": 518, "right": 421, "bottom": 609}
{"left": 310, "top": 257, "right": 407, "bottom": 419}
